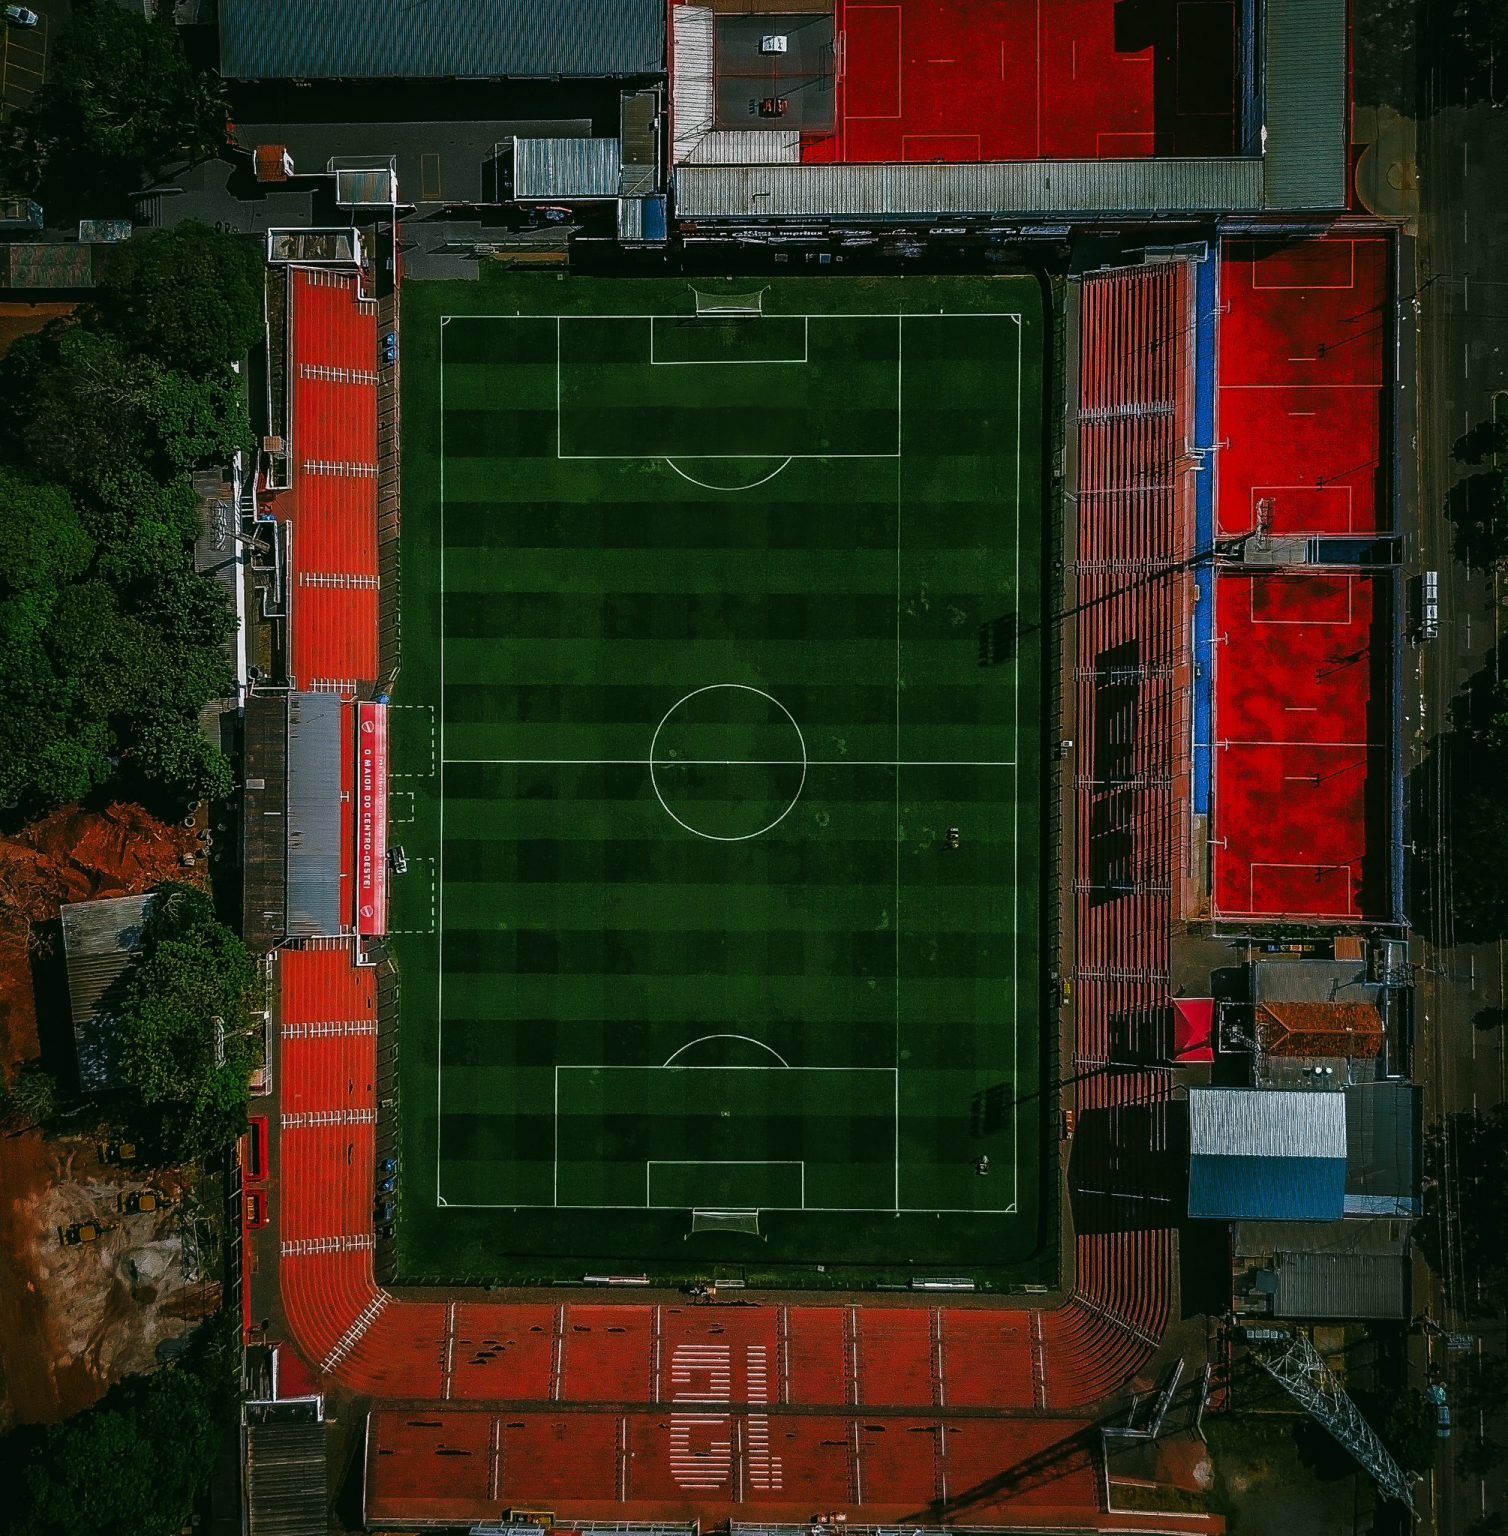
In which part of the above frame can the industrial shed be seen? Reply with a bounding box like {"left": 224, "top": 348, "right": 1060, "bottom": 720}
{"left": 1188, "top": 1087, "right": 1348, "bottom": 1222}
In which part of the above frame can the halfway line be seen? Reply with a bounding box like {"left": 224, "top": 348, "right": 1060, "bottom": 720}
{"left": 440, "top": 757, "right": 1016, "bottom": 768}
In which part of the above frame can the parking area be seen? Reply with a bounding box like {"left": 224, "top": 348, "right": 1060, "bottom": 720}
{"left": 2, "top": 7, "right": 52, "bottom": 115}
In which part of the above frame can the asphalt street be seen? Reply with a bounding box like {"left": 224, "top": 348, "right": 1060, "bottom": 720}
{"left": 1409, "top": 2, "right": 1508, "bottom": 1527}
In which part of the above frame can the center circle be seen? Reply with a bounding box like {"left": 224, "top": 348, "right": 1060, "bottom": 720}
{"left": 649, "top": 685, "right": 807, "bottom": 842}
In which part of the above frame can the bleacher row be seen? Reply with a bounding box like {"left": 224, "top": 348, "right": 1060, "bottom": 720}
{"left": 285, "top": 268, "right": 381, "bottom": 695}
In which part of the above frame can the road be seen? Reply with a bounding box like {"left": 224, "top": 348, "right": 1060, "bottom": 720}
{"left": 1409, "top": 0, "right": 1508, "bottom": 1527}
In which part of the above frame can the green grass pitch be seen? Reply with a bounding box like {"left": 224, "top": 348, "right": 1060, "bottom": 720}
{"left": 390, "top": 273, "right": 1052, "bottom": 1289}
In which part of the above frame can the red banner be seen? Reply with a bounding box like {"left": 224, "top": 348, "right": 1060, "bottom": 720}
{"left": 356, "top": 702, "right": 388, "bottom": 936}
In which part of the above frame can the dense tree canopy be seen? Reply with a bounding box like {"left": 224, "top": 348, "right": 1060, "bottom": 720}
{"left": 1419, "top": 1104, "right": 1508, "bottom": 1313}
{"left": 0, "top": 1316, "right": 237, "bottom": 1536}
{"left": 115, "top": 885, "right": 257, "bottom": 1160}
{"left": 1, "top": 1, "right": 226, "bottom": 219}
{"left": 93, "top": 223, "right": 266, "bottom": 377}
{"left": 0, "top": 293, "right": 249, "bottom": 811}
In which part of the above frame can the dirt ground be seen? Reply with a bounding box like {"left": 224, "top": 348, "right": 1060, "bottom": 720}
{"left": 0, "top": 802, "right": 200, "bottom": 1428}
{"left": 0, "top": 302, "right": 73, "bottom": 358}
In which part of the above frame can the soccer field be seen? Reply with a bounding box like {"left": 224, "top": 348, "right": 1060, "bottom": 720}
{"left": 391, "top": 274, "right": 1052, "bottom": 1287}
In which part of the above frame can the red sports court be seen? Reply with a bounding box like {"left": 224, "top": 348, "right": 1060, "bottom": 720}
{"left": 1217, "top": 234, "right": 1391, "bottom": 540}
{"left": 1211, "top": 568, "right": 1393, "bottom": 922}
{"left": 699, "top": 0, "right": 1242, "bottom": 163}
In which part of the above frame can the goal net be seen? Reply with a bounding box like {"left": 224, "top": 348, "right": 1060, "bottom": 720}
{"left": 693, "top": 287, "right": 767, "bottom": 317}
{"left": 691, "top": 1209, "right": 761, "bottom": 1235}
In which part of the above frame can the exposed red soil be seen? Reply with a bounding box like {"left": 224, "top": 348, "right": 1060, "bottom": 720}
{"left": 0, "top": 803, "right": 198, "bottom": 1427}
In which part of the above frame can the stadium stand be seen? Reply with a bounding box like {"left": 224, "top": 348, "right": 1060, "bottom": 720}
{"left": 257, "top": 256, "right": 1198, "bottom": 1527}
{"left": 284, "top": 269, "right": 381, "bottom": 695}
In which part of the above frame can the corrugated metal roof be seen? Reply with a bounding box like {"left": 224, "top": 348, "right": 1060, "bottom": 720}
{"left": 246, "top": 1409, "right": 327, "bottom": 1536}
{"left": 286, "top": 692, "right": 344, "bottom": 937}
{"left": 1344, "top": 1079, "right": 1420, "bottom": 1217}
{"left": 219, "top": 0, "right": 664, "bottom": 80}
{"left": 1270, "top": 1251, "right": 1408, "bottom": 1319}
{"left": 1188, "top": 1088, "right": 1348, "bottom": 1221}
{"left": 1189, "top": 1087, "right": 1347, "bottom": 1159}
{"left": 673, "top": 158, "right": 1265, "bottom": 218}
{"left": 60, "top": 894, "right": 158, "bottom": 1093}
{"left": 515, "top": 138, "right": 621, "bottom": 200}
{"left": 1261, "top": 0, "right": 1348, "bottom": 209}
{"left": 243, "top": 693, "right": 289, "bottom": 949}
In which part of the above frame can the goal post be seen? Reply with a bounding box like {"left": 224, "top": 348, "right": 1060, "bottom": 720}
{"left": 692, "top": 286, "right": 768, "bottom": 316}
{"left": 691, "top": 1209, "right": 761, "bottom": 1236}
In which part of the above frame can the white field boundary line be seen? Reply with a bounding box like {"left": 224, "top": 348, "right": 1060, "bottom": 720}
{"left": 442, "top": 756, "right": 1017, "bottom": 768}
{"left": 649, "top": 314, "right": 810, "bottom": 366}
{"left": 437, "top": 307, "right": 1030, "bottom": 1220}
{"left": 645, "top": 1159, "right": 806, "bottom": 1210}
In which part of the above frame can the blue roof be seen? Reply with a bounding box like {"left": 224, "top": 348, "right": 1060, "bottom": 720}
{"left": 1189, "top": 1153, "right": 1347, "bottom": 1221}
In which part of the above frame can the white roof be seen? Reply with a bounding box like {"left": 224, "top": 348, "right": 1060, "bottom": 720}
{"left": 1188, "top": 1087, "right": 1346, "bottom": 1160}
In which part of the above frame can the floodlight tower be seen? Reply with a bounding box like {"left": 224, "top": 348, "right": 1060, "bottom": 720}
{"left": 1250, "top": 1330, "right": 1417, "bottom": 1513}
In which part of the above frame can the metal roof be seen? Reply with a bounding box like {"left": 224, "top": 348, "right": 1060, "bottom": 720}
{"left": 286, "top": 692, "right": 344, "bottom": 938}
{"left": 673, "top": 158, "right": 1265, "bottom": 219}
{"left": 1189, "top": 1087, "right": 1347, "bottom": 1159}
{"left": 1344, "top": 1079, "right": 1420, "bottom": 1217}
{"left": 60, "top": 894, "right": 158, "bottom": 1093}
{"left": 242, "top": 693, "right": 289, "bottom": 950}
{"left": 219, "top": 0, "right": 665, "bottom": 80}
{"left": 1261, "top": 0, "right": 1348, "bottom": 209}
{"left": 515, "top": 138, "right": 622, "bottom": 200}
{"left": 1188, "top": 1088, "right": 1348, "bottom": 1222}
{"left": 245, "top": 1405, "right": 327, "bottom": 1536}
{"left": 1269, "top": 1251, "right": 1409, "bottom": 1319}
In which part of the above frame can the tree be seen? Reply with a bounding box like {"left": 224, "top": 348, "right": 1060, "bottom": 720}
{"left": 92, "top": 223, "right": 264, "bottom": 376}
{"left": 1419, "top": 1105, "right": 1508, "bottom": 1312}
{"left": 1474, "top": 1006, "right": 1508, "bottom": 1032}
{"left": 2, "top": 1, "right": 226, "bottom": 219}
{"left": 0, "top": 470, "right": 92, "bottom": 600}
{"left": 0, "top": 1063, "right": 58, "bottom": 1130}
{"left": 129, "top": 717, "right": 233, "bottom": 803}
{"left": 112, "top": 886, "right": 256, "bottom": 1160}
{"left": 1, "top": 1361, "right": 224, "bottom": 1536}
{"left": 1374, "top": 1388, "right": 1439, "bottom": 1476}
{"left": 1447, "top": 468, "right": 1508, "bottom": 569}
{"left": 1454, "top": 415, "right": 1508, "bottom": 466}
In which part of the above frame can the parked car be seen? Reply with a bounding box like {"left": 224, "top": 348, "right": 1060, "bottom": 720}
{"left": 4, "top": 6, "right": 40, "bottom": 27}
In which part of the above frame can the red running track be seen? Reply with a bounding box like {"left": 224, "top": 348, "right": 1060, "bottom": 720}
{"left": 284, "top": 267, "right": 380, "bottom": 694}
{"left": 1216, "top": 234, "right": 1391, "bottom": 539}
{"left": 1211, "top": 569, "right": 1393, "bottom": 922}
{"left": 262, "top": 263, "right": 1197, "bottom": 1525}
{"left": 799, "top": 0, "right": 1237, "bottom": 164}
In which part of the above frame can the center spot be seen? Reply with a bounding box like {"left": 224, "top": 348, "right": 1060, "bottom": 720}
{"left": 649, "top": 685, "right": 807, "bottom": 842}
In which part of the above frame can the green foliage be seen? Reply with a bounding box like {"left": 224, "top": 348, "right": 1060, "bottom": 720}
{"left": 1458, "top": 1433, "right": 1505, "bottom": 1478}
{"left": 1374, "top": 1388, "right": 1438, "bottom": 1476}
{"left": 0, "top": 1062, "right": 58, "bottom": 1130}
{"left": 2, "top": 1, "right": 226, "bottom": 219}
{"left": 1447, "top": 468, "right": 1508, "bottom": 569}
{"left": 1419, "top": 1105, "right": 1508, "bottom": 1313}
{"left": 0, "top": 469, "right": 92, "bottom": 600}
{"left": 0, "top": 326, "right": 249, "bottom": 497}
{"left": 114, "top": 885, "right": 256, "bottom": 1160}
{"left": 1454, "top": 415, "right": 1508, "bottom": 466}
{"left": 0, "top": 323, "right": 239, "bottom": 814}
{"left": 0, "top": 1324, "right": 233, "bottom": 1536}
{"left": 92, "top": 223, "right": 265, "bottom": 375}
